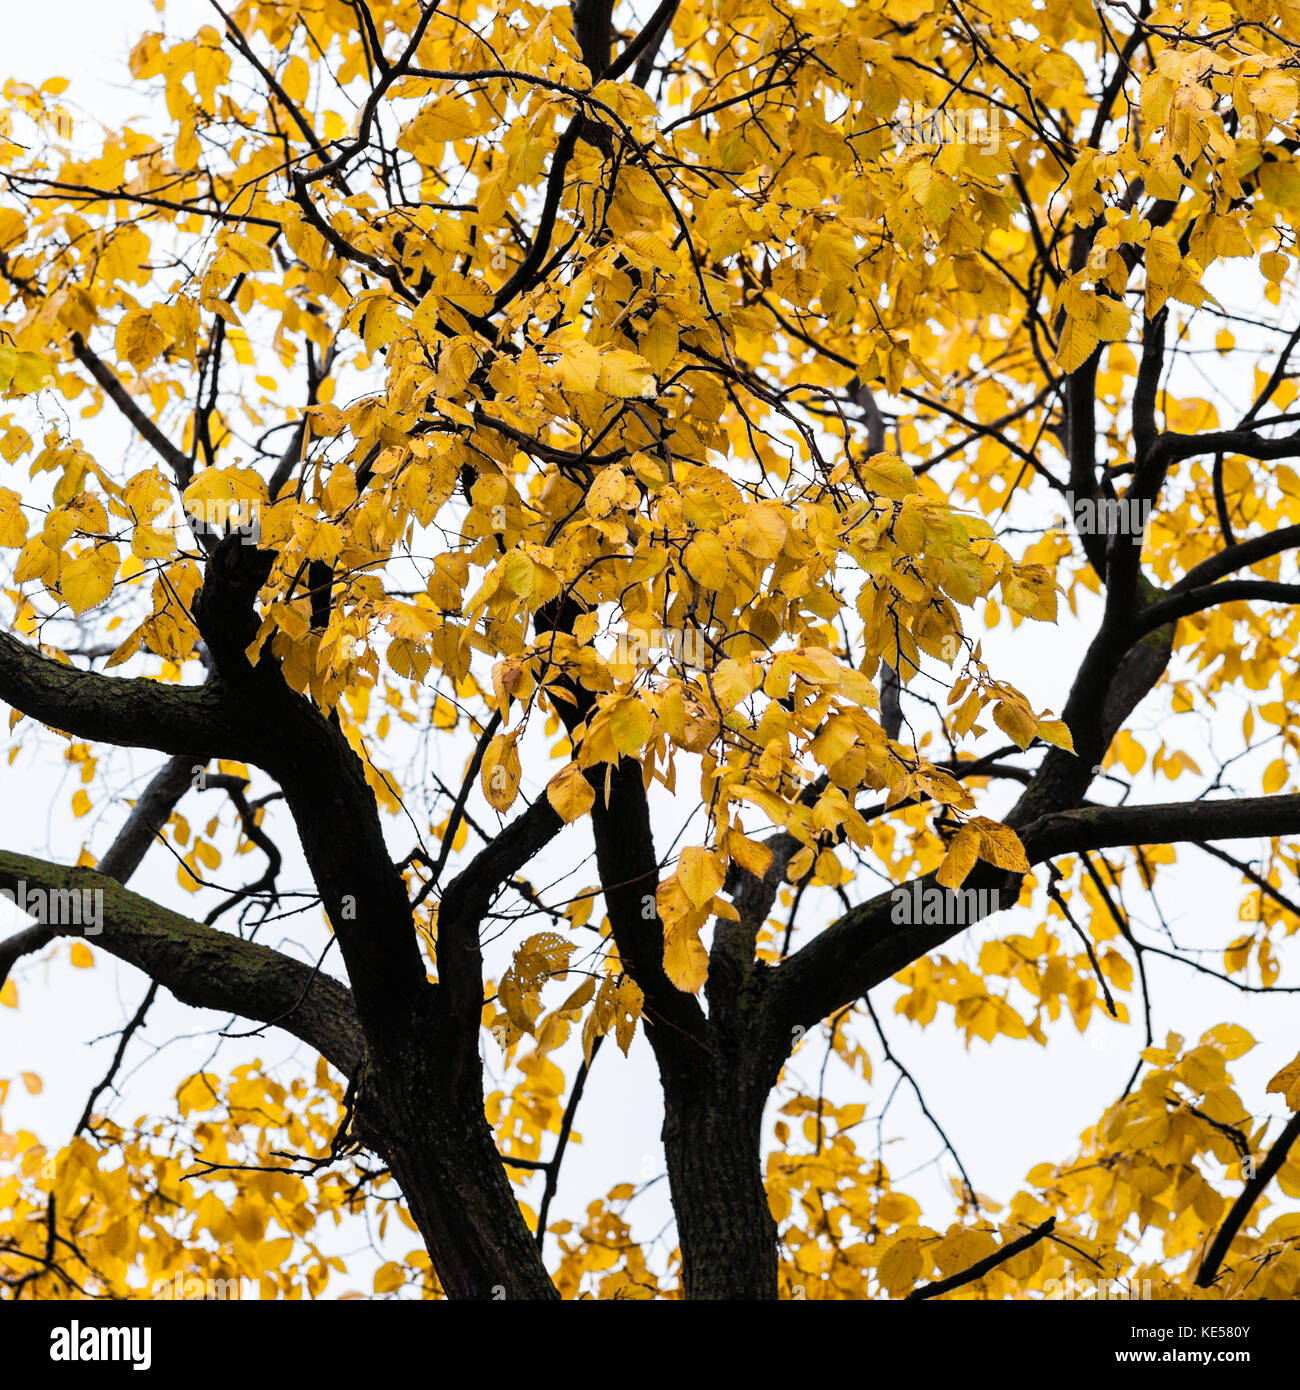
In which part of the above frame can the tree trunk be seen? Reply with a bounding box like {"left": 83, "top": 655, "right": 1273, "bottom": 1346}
{"left": 662, "top": 1064, "right": 779, "bottom": 1299}
{"left": 379, "top": 1100, "right": 559, "bottom": 1300}
{"left": 368, "top": 1007, "right": 560, "bottom": 1301}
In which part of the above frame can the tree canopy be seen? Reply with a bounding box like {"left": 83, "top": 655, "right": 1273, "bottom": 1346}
{"left": 3, "top": 0, "right": 1300, "bottom": 1301}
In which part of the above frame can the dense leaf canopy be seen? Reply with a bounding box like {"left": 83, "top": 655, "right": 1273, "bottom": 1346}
{"left": 2, "top": 0, "right": 1300, "bottom": 1300}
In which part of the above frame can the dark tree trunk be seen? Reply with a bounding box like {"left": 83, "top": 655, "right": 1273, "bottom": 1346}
{"left": 662, "top": 1067, "right": 779, "bottom": 1299}
{"left": 379, "top": 1102, "right": 560, "bottom": 1300}
{"left": 658, "top": 954, "right": 786, "bottom": 1303}
{"left": 369, "top": 1012, "right": 560, "bottom": 1301}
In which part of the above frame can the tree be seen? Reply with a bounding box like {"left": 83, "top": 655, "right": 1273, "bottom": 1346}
{"left": 2, "top": 0, "right": 1300, "bottom": 1302}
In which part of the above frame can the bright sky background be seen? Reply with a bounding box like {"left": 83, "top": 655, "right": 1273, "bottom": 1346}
{"left": 1, "top": 0, "right": 1297, "bottom": 1298}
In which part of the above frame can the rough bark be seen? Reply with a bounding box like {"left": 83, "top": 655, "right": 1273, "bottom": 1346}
{"left": 364, "top": 996, "right": 562, "bottom": 1301}
{"left": 662, "top": 1064, "right": 779, "bottom": 1299}
{"left": 0, "top": 851, "right": 365, "bottom": 1078}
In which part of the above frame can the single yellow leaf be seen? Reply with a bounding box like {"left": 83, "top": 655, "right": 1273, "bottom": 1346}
{"left": 608, "top": 698, "right": 652, "bottom": 756}
{"left": 61, "top": 546, "right": 118, "bottom": 615}
{"left": 546, "top": 762, "right": 594, "bottom": 823}
{"left": 480, "top": 732, "right": 522, "bottom": 812}
{"left": 663, "top": 919, "right": 708, "bottom": 993}
{"left": 877, "top": 1238, "right": 924, "bottom": 1296}
{"left": 678, "top": 847, "right": 726, "bottom": 908}
{"left": 0, "top": 488, "right": 27, "bottom": 547}
{"left": 936, "top": 825, "right": 980, "bottom": 889}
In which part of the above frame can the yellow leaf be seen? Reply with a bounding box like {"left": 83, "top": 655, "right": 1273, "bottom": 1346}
{"left": 740, "top": 505, "right": 788, "bottom": 560}
{"left": 399, "top": 96, "right": 485, "bottom": 150}
{"left": 1267, "top": 1051, "right": 1300, "bottom": 1110}
{"left": 598, "top": 348, "right": 657, "bottom": 398}
{"left": 992, "top": 699, "right": 1037, "bottom": 750}
{"left": 787, "top": 844, "right": 815, "bottom": 881}
{"left": 282, "top": 55, "right": 310, "bottom": 104}
{"left": 176, "top": 1072, "right": 220, "bottom": 1116}
{"left": 1056, "top": 315, "right": 1099, "bottom": 374}
{"left": 936, "top": 825, "right": 980, "bottom": 889}
{"left": 61, "top": 546, "right": 118, "bottom": 615}
{"left": 586, "top": 466, "right": 640, "bottom": 519}
{"left": 14, "top": 537, "right": 54, "bottom": 584}
{"left": 678, "top": 847, "right": 726, "bottom": 907}
{"left": 0, "top": 346, "right": 53, "bottom": 394}
{"left": 877, "top": 1238, "right": 924, "bottom": 1296}
{"left": 663, "top": 919, "right": 708, "bottom": 993}
{"left": 614, "top": 977, "right": 643, "bottom": 1052}
{"left": 554, "top": 339, "right": 603, "bottom": 393}
{"left": 503, "top": 550, "right": 557, "bottom": 602}
{"left": 971, "top": 817, "right": 1030, "bottom": 872}
{"left": 683, "top": 532, "right": 729, "bottom": 589}
{"left": 1111, "top": 730, "right": 1146, "bottom": 775}
{"left": 860, "top": 452, "right": 919, "bottom": 501}
{"left": 546, "top": 762, "right": 594, "bottom": 823}
{"left": 608, "top": 698, "right": 652, "bottom": 756}
{"left": 182, "top": 465, "right": 268, "bottom": 518}
{"left": 194, "top": 839, "right": 221, "bottom": 869}
{"left": 1036, "top": 719, "right": 1074, "bottom": 752}
{"left": 0, "top": 488, "right": 27, "bottom": 547}
{"left": 480, "top": 732, "right": 522, "bottom": 812}
{"left": 728, "top": 832, "right": 773, "bottom": 879}
{"left": 69, "top": 941, "right": 94, "bottom": 968}
{"left": 222, "top": 234, "right": 274, "bottom": 274}
{"left": 115, "top": 310, "right": 168, "bottom": 371}
{"left": 1201, "top": 1023, "right": 1255, "bottom": 1061}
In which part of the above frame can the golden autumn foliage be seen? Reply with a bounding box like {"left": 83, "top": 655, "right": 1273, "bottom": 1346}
{"left": 0, "top": 0, "right": 1299, "bottom": 1301}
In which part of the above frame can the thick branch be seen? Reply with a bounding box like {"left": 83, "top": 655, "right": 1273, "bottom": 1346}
{"left": 0, "top": 850, "right": 363, "bottom": 1077}
{"left": 1151, "top": 424, "right": 1300, "bottom": 469}
{"left": 1136, "top": 579, "right": 1300, "bottom": 637}
{"left": 190, "top": 537, "right": 428, "bottom": 1028}
{"left": 606, "top": 0, "right": 680, "bottom": 85}
{"left": 1023, "top": 792, "right": 1300, "bottom": 861}
{"left": 775, "top": 792, "right": 1300, "bottom": 1030}
{"left": 1172, "top": 524, "right": 1300, "bottom": 593}
{"left": 534, "top": 599, "right": 706, "bottom": 1057}
{"left": 571, "top": 0, "right": 616, "bottom": 78}
{"left": 0, "top": 630, "right": 248, "bottom": 760}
